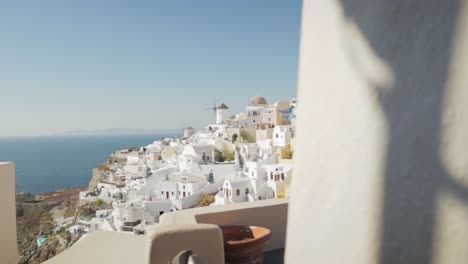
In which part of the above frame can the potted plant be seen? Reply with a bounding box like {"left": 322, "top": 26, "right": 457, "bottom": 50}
{"left": 220, "top": 226, "right": 272, "bottom": 264}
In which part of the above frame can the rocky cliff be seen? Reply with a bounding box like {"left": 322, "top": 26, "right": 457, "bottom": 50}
{"left": 88, "top": 162, "right": 112, "bottom": 190}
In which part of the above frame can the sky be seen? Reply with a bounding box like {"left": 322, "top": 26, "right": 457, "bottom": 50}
{"left": 0, "top": 1, "right": 301, "bottom": 137}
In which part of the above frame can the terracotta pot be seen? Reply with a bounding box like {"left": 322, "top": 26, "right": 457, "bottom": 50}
{"left": 220, "top": 225, "right": 272, "bottom": 264}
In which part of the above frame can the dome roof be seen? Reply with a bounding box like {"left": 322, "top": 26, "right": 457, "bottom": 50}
{"left": 248, "top": 96, "right": 268, "bottom": 106}
{"left": 274, "top": 100, "right": 291, "bottom": 112}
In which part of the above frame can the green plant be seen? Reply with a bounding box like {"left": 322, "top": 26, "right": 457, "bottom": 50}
{"left": 197, "top": 194, "right": 215, "bottom": 207}
{"left": 56, "top": 226, "right": 66, "bottom": 234}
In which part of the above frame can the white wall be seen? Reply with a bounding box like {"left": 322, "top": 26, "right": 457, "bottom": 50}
{"left": 160, "top": 181, "right": 178, "bottom": 200}
{"left": 286, "top": 0, "right": 468, "bottom": 263}
{"left": 200, "top": 164, "right": 237, "bottom": 183}
{"left": 216, "top": 109, "right": 230, "bottom": 124}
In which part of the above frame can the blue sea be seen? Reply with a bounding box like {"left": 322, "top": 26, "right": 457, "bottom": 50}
{"left": 0, "top": 133, "right": 178, "bottom": 194}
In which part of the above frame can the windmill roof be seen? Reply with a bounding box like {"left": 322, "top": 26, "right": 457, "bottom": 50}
{"left": 218, "top": 103, "right": 229, "bottom": 109}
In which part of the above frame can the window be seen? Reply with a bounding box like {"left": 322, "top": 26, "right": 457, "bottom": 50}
{"left": 161, "top": 191, "right": 164, "bottom": 195}
{"left": 171, "top": 192, "right": 174, "bottom": 195}
{"left": 276, "top": 134, "right": 279, "bottom": 138}
{"left": 271, "top": 173, "right": 273, "bottom": 180}
{"left": 281, "top": 173, "right": 285, "bottom": 180}
{"left": 245, "top": 188, "right": 249, "bottom": 195}
{"left": 183, "top": 185, "right": 185, "bottom": 190}
{"left": 236, "top": 189, "right": 240, "bottom": 196}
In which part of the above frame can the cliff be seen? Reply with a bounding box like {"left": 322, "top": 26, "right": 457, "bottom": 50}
{"left": 88, "top": 162, "right": 111, "bottom": 190}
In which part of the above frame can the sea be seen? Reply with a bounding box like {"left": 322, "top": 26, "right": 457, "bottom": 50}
{"left": 0, "top": 133, "right": 179, "bottom": 194}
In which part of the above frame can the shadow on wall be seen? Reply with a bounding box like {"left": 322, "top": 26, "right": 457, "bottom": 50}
{"left": 340, "top": 0, "right": 468, "bottom": 263}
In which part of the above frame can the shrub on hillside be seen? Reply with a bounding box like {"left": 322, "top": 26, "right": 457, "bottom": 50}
{"left": 197, "top": 194, "right": 215, "bottom": 207}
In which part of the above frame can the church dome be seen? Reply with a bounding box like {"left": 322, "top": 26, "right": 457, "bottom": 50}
{"left": 248, "top": 96, "right": 268, "bottom": 106}
{"left": 274, "top": 100, "right": 291, "bottom": 113}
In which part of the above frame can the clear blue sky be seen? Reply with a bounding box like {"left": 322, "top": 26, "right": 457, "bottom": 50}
{"left": 0, "top": 1, "right": 301, "bottom": 136}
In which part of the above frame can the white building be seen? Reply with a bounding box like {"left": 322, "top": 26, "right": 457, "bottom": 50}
{"left": 256, "top": 126, "right": 274, "bottom": 143}
{"left": 145, "top": 166, "right": 178, "bottom": 198}
{"left": 199, "top": 163, "right": 237, "bottom": 183}
{"left": 272, "top": 125, "right": 293, "bottom": 147}
{"left": 239, "top": 143, "right": 260, "bottom": 162}
{"left": 124, "top": 155, "right": 147, "bottom": 174}
{"left": 160, "top": 173, "right": 208, "bottom": 200}
{"left": 263, "top": 164, "right": 293, "bottom": 198}
{"left": 69, "top": 225, "right": 86, "bottom": 237}
{"left": 215, "top": 178, "right": 253, "bottom": 205}
{"left": 112, "top": 201, "right": 145, "bottom": 231}
{"left": 178, "top": 145, "right": 215, "bottom": 171}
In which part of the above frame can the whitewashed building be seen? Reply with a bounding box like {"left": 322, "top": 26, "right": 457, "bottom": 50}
{"left": 263, "top": 164, "right": 293, "bottom": 198}
{"left": 272, "top": 125, "right": 293, "bottom": 147}
{"left": 215, "top": 178, "right": 253, "bottom": 205}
